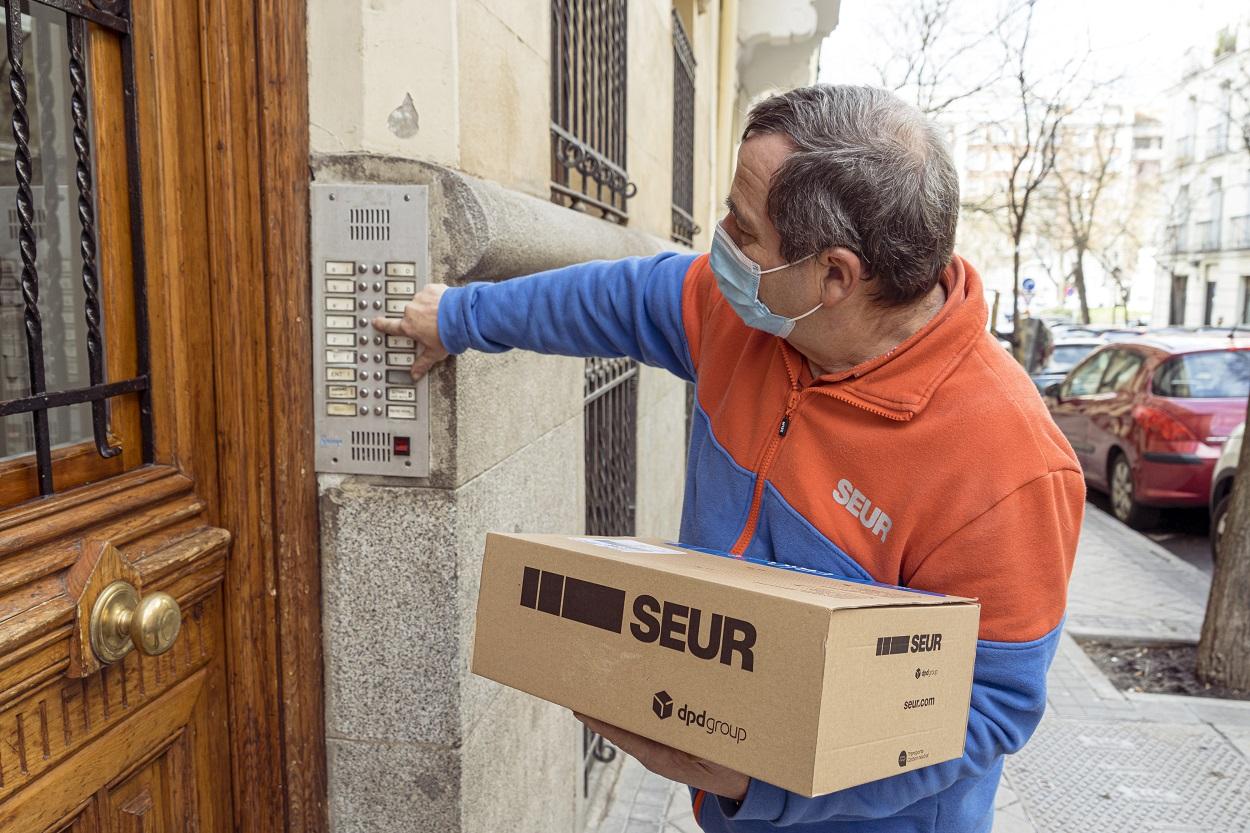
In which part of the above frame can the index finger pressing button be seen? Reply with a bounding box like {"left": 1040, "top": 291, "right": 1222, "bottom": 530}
{"left": 371, "top": 316, "right": 404, "bottom": 335}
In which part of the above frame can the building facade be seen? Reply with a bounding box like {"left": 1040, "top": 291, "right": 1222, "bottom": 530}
{"left": 1154, "top": 19, "right": 1250, "bottom": 329}
{"left": 0, "top": 2, "right": 837, "bottom": 833}
{"left": 945, "top": 103, "right": 1161, "bottom": 324}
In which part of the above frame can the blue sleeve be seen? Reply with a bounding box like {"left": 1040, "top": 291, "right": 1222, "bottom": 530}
{"left": 719, "top": 628, "right": 1062, "bottom": 825}
{"left": 437, "top": 252, "right": 698, "bottom": 382}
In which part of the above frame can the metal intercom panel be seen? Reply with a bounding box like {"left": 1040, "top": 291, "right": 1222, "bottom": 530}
{"left": 311, "top": 184, "right": 430, "bottom": 477}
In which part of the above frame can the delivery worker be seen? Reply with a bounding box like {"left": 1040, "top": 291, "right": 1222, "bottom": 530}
{"left": 374, "top": 84, "right": 1083, "bottom": 833}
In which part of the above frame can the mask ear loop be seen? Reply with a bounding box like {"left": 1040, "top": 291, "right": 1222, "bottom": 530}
{"left": 758, "top": 252, "right": 814, "bottom": 275}
{"left": 791, "top": 302, "right": 822, "bottom": 323}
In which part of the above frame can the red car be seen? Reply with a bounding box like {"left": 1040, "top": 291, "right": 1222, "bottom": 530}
{"left": 1044, "top": 335, "right": 1249, "bottom": 528}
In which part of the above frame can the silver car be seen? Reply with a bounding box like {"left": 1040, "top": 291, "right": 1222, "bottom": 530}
{"left": 1210, "top": 422, "right": 1244, "bottom": 561}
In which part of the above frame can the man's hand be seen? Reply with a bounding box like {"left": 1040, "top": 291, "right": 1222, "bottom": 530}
{"left": 575, "top": 713, "right": 750, "bottom": 802}
{"left": 371, "top": 283, "right": 451, "bottom": 381}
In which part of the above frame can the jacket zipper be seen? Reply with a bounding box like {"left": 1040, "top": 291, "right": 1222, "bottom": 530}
{"left": 728, "top": 349, "right": 803, "bottom": 556}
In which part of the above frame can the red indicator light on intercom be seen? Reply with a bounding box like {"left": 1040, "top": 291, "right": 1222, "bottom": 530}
{"left": 393, "top": 436, "right": 411, "bottom": 456}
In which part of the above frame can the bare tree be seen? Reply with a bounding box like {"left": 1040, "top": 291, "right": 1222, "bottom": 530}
{"left": 1197, "top": 44, "right": 1250, "bottom": 691}
{"left": 871, "top": 0, "right": 1024, "bottom": 116}
{"left": 997, "top": 0, "right": 1093, "bottom": 353}
{"left": 1200, "top": 416, "right": 1250, "bottom": 691}
{"left": 1052, "top": 116, "right": 1126, "bottom": 324}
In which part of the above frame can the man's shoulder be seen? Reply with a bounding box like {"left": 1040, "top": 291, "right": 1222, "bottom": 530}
{"left": 944, "top": 332, "right": 1080, "bottom": 474}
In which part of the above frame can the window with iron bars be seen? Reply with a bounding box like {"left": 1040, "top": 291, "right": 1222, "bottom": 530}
{"left": 671, "top": 9, "right": 699, "bottom": 246}
{"left": 580, "top": 354, "right": 638, "bottom": 794}
{"left": 550, "top": 0, "right": 635, "bottom": 223}
{"left": 0, "top": 0, "right": 154, "bottom": 502}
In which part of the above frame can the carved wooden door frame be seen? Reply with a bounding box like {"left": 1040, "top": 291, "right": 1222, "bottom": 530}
{"left": 205, "top": 0, "right": 324, "bottom": 830}
{"left": 0, "top": 0, "right": 322, "bottom": 829}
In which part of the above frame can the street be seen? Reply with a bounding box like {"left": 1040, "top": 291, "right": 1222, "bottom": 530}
{"left": 1085, "top": 493, "right": 1214, "bottom": 576}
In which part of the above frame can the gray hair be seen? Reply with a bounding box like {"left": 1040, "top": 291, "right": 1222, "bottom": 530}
{"left": 742, "top": 85, "right": 959, "bottom": 306}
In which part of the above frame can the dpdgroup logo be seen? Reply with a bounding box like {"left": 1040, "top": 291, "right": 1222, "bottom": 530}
{"left": 650, "top": 690, "right": 748, "bottom": 744}
{"left": 652, "top": 690, "right": 674, "bottom": 720}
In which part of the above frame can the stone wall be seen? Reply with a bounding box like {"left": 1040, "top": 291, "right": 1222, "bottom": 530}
{"left": 312, "top": 154, "right": 688, "bottom": 833}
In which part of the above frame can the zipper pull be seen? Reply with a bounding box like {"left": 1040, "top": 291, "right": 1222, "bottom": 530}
{"left": 779, "top": 390, "right": 801, "bottom": 437}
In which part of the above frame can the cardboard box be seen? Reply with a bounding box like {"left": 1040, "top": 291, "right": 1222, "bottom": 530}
{"left": 471, "top": 534, "right": 980, "bottom": 798}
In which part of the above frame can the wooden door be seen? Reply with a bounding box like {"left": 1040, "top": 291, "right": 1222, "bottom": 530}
{"left": 0, "top": 1, "right": 322, "bottom": 831}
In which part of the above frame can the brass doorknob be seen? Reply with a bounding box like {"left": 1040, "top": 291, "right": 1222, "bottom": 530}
{"left": 89, "top": 581, "right": 182, "bottom": 664}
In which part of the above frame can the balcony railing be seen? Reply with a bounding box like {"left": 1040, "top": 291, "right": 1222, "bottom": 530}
{"left": 550, "top": 0, "right": 634, "bottom": 222}
{"left": 1167, "top": 224, "right": 1190, "bottom": 253}
{"left": 670, "top": 10, "right": 699, "bottom": 246}
{"left": 1232, "top": 215, "right": 1250, "bottom": 249}
{"left": 1196, "top": 219, "right": 1221, "bottom": 252}
{"left": 1206, "top": 124, "right": 1230, "bottom": 157}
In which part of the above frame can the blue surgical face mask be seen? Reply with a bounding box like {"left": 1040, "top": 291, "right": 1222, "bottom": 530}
{"left": 710, "top": 224, "right": 818, "bottom": 338}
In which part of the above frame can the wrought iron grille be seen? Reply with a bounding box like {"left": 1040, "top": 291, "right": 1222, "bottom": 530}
{"left": 580, "top": 355, "right": 638, "bottom": 794}
{"left": 550, "top": 0, "right": 635, "bottom": 223}
{"left": 670, "top": 10, "right": 699, "bottom": 247}
{"left": 584, "top": 355, "right": 637, "bottom": 537}
{"left": 581, "top": 725, "right": 617, "bottom": 797}
{"left": 0, "top": 0, "right": 152, "bottom": 496}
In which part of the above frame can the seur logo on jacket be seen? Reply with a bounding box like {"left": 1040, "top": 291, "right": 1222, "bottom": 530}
{"left": 832, "top": 478, "right": 893, "bottom": 542}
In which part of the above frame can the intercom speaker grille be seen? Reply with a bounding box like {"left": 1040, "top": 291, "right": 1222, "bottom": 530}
{"left": 348, "top": 208, "right": 391, "bottom": 242}
{"left": 350, "top": 430, "right": 392, "bottom": 463}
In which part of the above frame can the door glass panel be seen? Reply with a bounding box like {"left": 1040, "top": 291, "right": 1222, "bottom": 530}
{"left": 1098, "top": 351, "right": 1144, "bottom": 394}
{"left": 1063, "top": 350, "right": 1112, "bottom": 397}
{"left": 0, "top": 3, "right": 92, "bottom": 460}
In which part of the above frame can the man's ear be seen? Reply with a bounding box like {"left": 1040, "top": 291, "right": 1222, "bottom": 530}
{"left": 817, "top": 247, "right": 866, "bottom": 306}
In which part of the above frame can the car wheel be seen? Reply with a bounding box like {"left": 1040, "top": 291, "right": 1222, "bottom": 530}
{"left": 1109, "top": 452, "right": 1158, "bottom": 530}
{"left": 1210, "top": 493, "right": 1230, "bottom": 565}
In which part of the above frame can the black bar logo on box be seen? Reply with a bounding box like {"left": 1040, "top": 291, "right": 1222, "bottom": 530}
{"left": 519, "top": 566, "right": 627, "bottom": 633}
{"left": 876, "top": 635, "right": 910, "bottom": 656}
{"left": 875, "top": 633, "right": 943, "bottom": 656}
{"left": 519, "top": 566, "right": 758, "bottom": 672}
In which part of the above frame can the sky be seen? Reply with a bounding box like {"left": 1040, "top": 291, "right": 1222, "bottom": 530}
{"left": 818, "top": 0, "right": 1247, "bottom": 115}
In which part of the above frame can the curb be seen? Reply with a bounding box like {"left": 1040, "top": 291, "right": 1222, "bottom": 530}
{"left": 1063, "top": 629, "right": 1200, "bottom": 646}
{"left": 1123, "top": 689, "right": 1250, "bottom": 711}
{"left": 1083, "top": 505, "right": 1210, "bottom": 577}
{"left": 1063, "top": 626, "right": 1201, "bottom": 644}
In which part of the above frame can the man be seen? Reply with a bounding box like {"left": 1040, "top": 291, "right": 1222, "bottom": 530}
{"left": 375, "top": 85, "right": 1083, "bottom": 833}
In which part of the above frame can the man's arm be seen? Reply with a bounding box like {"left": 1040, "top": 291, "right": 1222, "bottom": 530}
{"left": 374, "top": 253, "right": 700, "bottom": 383}
{"left": 715, "top": 468, "right": 1082, "bottom": 825}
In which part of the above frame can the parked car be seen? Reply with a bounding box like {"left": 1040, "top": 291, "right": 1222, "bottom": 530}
{"left": 1031, "top": 338, "right": 1104, "bottom": 393}
{"left": 1043, "top": 335, "right": 1250, "bottom": 528}
{"left": 1210, "top": 422, "right": 1243, "bottom": 562}
{"left": 1049, "top": 325, "right": 1104, "bottom": 340}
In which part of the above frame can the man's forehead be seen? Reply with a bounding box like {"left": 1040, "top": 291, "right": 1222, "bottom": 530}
{"left": 739, "top": 132, "right": 795, "bottom": 174}
{"left": 730, "top": 134, "right": 794, "bottom": 222}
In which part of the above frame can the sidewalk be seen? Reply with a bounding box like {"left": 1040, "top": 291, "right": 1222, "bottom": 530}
{"left": 594, "top": 505, "right": 1250, "bottom": 833}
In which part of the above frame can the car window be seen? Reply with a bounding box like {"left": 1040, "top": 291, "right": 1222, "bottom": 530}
{"left": 1099, "top": 350, "right": 1144, "bottom": 393}
{"left": 1062, "top": 350, "right": 1112, "bottom": 397}
{"left": 1047, "top": 344, "right": 1098, "bottom": 372}
{"left": 1152, "top": 351, "right": 1250, "bottom": 398}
